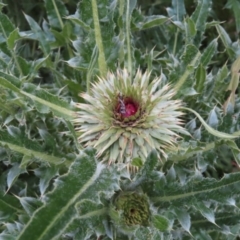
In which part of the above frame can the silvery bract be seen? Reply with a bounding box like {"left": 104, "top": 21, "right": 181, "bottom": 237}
{"left": 74, "top": 69, "right": 187, "bottom": 166}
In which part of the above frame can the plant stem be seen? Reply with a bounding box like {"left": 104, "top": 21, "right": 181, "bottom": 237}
{"left": 52, "top": 0, "right": 64, "bottom": 29}
{"left": 91, "top": 0, "right": 107, "bottom": 77}
{"left": 126, "top": 0, "right": 132, "bottom": 77}
{"left": 173, "top": 29, "right": 179, "bottom": 56}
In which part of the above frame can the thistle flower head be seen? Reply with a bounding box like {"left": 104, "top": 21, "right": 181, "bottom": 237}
{"left": 74, "top": 68, "right": 187, "bottom": 166}
{"left": 109, "top": 191, "right": 151, "bottom": 233}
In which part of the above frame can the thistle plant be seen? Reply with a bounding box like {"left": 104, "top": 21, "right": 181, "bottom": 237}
{"left": 1, "top": 0, "right": 240, "bottom": 240}
{"left": 74, "top": 68, "right": 187, "bottom": 166}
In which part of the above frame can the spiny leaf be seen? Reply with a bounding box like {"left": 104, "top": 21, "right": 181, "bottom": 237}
{"left": 134, "top": 15, "right": 168, "bottom": 31}
{"left": 34, "top": 166, "right": 59, "bottom": 196}
{"left": 152, "top": 172, "right": 240, "bottom": 205}
{"left": 24, "top": 13, "right": 50, "bottom": 55}
{"left": 0, "top": 13, "right": 15, "bottom": 38}
{"left": 66, "top": 16, "right": 92, "bottom": 31}
{"left": 0, "top": 71, "right": 21, "bottom": 87}
{"left": 167, "top": 0, "right": 186, "bottom": 21}
{"left": 206, "top": 107, "right": 219, "bottom": 128}
{"left": 194, "top": 64, "right": 206, "bottom": 93}
{"left": 200, "top": 38, "right": 218, "bottom": 67}
{"left": 225, "top": 0, "right": 240, "bottom": 33}
{"left": 0, "top": 76, "right": 22, "bottom": 94}
{"left": 216, "top": 24, "right": 235, "bottom": 59}
{"left": 7, "top": 28, "right": 21, "bottom": 50}
{"left": 16, "top": 196, "right": 42, "bottom": 216}
{"left": 185, "top": 17, "right": 197, "bottom": 43}
{"left": 152, "top": 215, "right": 170, "bottom": 231}
{"left": 0, "top": 193, "right": 22, "bottom": 216}
{"left": 0, "top": 130, "right": 69, "bottom": 166}
{"left": 22, "top": 85, "right": 74, "bottom": 120}
{"left": 7, "top": 163, "right": 26, "bottom": 192}
{"left": 17, "top": 149, "right": 102, "bottom": 240}
{"left": 0, "top": 76, "right": 74, "bottom": 120}
{"left": 191, "top": 0, "right": 212, "bottom": 33}
{"left": 174, "top": 208, "right": 191, "bottom": 233}
{"left": 17, "top": 150, "right": 120, "bottom": 240}
{"left": 175, "top": 49, "right": 201, "bottom": 91}
{"left": 195, "top": 202, "right": 216, "bottom": 225}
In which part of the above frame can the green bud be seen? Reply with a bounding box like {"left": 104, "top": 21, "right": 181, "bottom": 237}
{"left": 109, "top": 191, "right": 151, "bottom": 234}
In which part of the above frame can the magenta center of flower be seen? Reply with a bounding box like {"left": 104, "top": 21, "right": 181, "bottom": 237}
{"left": 124, "top": 102, "right": 137, "bottom": 117}
{"left": 116, "top": 96, "right": 138, "bottom": 118}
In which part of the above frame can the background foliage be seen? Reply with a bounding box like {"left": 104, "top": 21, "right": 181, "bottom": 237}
{"left": 0, "top": 0, "right": 240, "bottom": 239}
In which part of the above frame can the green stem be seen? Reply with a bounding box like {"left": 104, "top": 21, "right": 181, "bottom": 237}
{"left": 126, "top": 0, "right": 132, "bottom": 76}
{"left": 91, "top": 0, "right": 107, "bottom": 77}
{"left": 78, "top": 207, "right": 108, "bottom": 219}
{"left": 52, "top": 0, "right": 64, "bottom": 29}
{"left": 173, "top": 29, "right": 179, "bottom": 56}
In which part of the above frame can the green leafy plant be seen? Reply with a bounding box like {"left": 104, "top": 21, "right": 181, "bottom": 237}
{"left": 0, "top": 0, "right": 240, "bottom": 239}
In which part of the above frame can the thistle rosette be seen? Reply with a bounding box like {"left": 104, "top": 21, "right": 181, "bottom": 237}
{"left": 74, "top": 68, "right": 187, "bottom": 165}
